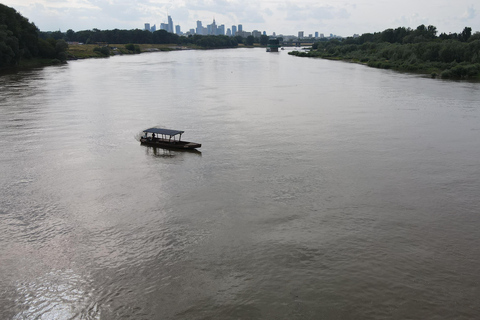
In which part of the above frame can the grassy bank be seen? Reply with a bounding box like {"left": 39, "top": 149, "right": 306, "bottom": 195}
{"left": 67, "top": 43, "right": 182, "bottom": 59}
{"left": 16, "top": 58, "right": 64, "bottom": 69}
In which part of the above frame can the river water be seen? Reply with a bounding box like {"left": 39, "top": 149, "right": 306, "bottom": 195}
{"left": 1, "top": 48, "right": 480, "bottom": 319}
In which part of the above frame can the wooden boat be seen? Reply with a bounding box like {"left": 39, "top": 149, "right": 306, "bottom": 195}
{"left": 140, "top": 128, "right": 201, "bottom": 150}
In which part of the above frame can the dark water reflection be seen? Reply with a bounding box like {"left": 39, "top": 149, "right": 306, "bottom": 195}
{"left": 1, "top": 49, "right": 480, "bottom": 319}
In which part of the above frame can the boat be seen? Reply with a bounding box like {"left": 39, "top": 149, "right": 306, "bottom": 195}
{"left": 266, "top": 37, "right": 280, "bottom": 52}
{"left": 140, "top": 127, "right": 201, "bottom": 150}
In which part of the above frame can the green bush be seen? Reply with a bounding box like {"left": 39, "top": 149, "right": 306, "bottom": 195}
{"left": 93, "top": 46, "right": 110, "bottom": 56}
{"left": 124, "top": 43, "right": 140, "bottom": 53}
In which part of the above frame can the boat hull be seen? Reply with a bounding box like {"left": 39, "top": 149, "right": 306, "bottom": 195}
{"left": 140, "top": 138, "right": 201, "bottom": 149}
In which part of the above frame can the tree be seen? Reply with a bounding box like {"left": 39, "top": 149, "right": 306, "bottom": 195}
{"left": 0, "top": 4, "right": 40, "bottom": 67}
{"left": 0, "top": 25, "right": 19, "bottom": 67}
{"left": 65, "top": 29, "right": 75, "bottom": 42}
{"left": 427, "top": 25, "right": 437, "bottom": 38}
{"left": 460, "top": 27, "right": 472, "bottom": 42}
{"left": 246, "top": 35, "right": 254, "bottom": 46}
{"left": 260, "top": 35, "right": 269, "bottom": 46}
{"left": 37, "top": 38, "right": 56, "bottom": 59}
{"left": 234, "top": 35, "right": 244, "bottom": 44}
{"left": 469, "top": 32, "right": 480, "bottom": 42}
{"left": 55, "top": 39, "right": 68, "bottom": 61}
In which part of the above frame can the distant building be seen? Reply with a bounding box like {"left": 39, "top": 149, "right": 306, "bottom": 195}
{"left": 232, "top": 25, "right": 237, "bottom": 36}
{"left": 151, "top": 24, "right": 156, "bottom": 32}
{"left": 226, "top": 28, "right": 232, "bottom": 36}
{"left": 144, "top": 23, "right": 150, "bottom": 31}
{"left": 235, "top": 30, "right": 251, "bottom": 38}
{"left": 160, "top": 23, "right": 167, "bottom": 31}
{"left": 207, "top": 19, "right": 217, "bottom": 35}
{"left": 168, "top": 16, "right": 174, "bottom": 33}
{"left": 175, "top": 25, "right": 181, "bottom": 35}
{"left": 196, "top": 21, "right": 202, "bottom": 35}
{"left": 298, "top": 31, "right": 304, "bottom": 38}
{"left": 252, "top": 30, "right": 261, "bottom": 38}
{"left": 238, "top": 24, "right": 243, "bottom": 32}
{"left": 315, "top": 32, "right": 319, "bottom": 38}
{"left": 218, "top": 24, "right": 225, "bottom": 35}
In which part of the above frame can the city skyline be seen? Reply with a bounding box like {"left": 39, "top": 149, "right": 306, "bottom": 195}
{"left": 2, "top": 0, "right": 479, "bottom": 37}
{"left": 144, "top": 17, "right": 258, "bottom": 37}
{"left": 144, "top": 16, "right": 333, "bottom": 40}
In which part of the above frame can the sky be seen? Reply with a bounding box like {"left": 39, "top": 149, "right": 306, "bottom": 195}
{"left": 2, "top": 0, "right": 479, "bottom": 37}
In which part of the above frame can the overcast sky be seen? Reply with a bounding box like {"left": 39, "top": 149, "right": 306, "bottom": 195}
{"left": 3, "top": 0, "right": 479, "bottom": 37}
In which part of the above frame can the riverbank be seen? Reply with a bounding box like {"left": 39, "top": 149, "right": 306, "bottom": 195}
{"left": 67, "top": 43, "right": 186, "bottom": 59}
{"left": 289, "top": 49, "right": 480, "bottom": 80}
{"left": 1, "top": 44, "right": 189, "bottom": 73}
{"left": 288, "top": 33, "right": 480, "bottom": 80}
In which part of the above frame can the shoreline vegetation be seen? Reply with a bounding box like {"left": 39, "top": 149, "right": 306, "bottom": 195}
{"left": 289, "top": 25, "right": 480, "bottom": 80}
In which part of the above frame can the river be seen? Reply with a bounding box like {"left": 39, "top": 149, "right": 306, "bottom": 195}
{"left": 1, "top": 48, "right": 480, "bottom": 319}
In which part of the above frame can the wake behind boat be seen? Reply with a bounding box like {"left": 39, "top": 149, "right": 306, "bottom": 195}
{"left": 140, "top": 127, "right": 201, "bottom": 150}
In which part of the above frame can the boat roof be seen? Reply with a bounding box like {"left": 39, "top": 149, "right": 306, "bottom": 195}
{"left": 143, "top": 128, "right": 184, "bottom": 136}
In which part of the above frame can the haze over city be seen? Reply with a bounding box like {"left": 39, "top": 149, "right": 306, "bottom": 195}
{"left": 2, "top": 0, "right": 479, "bottom": 37}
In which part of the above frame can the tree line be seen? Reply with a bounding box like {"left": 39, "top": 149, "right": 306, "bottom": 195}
{"left": 42, "top": 28, "right": 275, "bottom": 48}
{"left": 290, "top": 25, "right": 480, "bottom": 79}
{"left": 1, "top": 4, "right": 68, "bottom": 69}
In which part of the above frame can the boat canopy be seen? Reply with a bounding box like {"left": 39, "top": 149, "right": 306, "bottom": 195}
{"left": 143, "top": 128, "right": 184, "bottom": 136}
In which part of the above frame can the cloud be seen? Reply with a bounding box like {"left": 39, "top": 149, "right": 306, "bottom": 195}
{"left": 3, "top": 0, "right": 479, "bottom": 36}
{"left": 281, "top": 2, "right": 350, "bottom": 21}
{"left": 393, "top": 13, "right": 429, "bottom": 29}
{"left": 463, "top": 5, "right": 476, "bottom": 20}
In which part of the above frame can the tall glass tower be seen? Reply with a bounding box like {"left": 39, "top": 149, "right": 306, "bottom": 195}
{"left": 168, "top": 16, "right": 174, "bottom": 33}
{"left": 196, "top": 21, "right": 203, "bottom": 35}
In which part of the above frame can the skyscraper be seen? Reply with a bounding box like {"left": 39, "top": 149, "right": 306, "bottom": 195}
{"left": 232, "top": 25, "right": 237, "bottom": 36}
{"left": 168, "top": 15, "right": 174, "bottom": 33}
{"left": 175, "top": 25, "right": 181, "bottom": 35}
{"left": 238, "top": 24, "right": 243, "bottom": 32}
{"left": 196, "top": 21, "right": 203, "bottom": 34}
{"left": 144, "top": 23, "right": 150, "bottom": 31}
{"left": 208, "top": 19, "right": 217, "bottom": 35}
